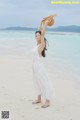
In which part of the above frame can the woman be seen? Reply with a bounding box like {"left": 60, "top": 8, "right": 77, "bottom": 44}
{"left": 32, "top": 19, "right": 55, "bottom": 108}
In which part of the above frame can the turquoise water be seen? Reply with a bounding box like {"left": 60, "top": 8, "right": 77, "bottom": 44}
{"left": 0, "top": 30, "right": 80, "bottom": 82}
{"left": 0, "top": 30, "right": 34, "bottom": 39}
{"left": 0, "top": 30, "right": 80, "bottom": 59}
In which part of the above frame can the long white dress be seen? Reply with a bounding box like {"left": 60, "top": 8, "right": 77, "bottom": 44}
{"left": 32, "top": 44, "right": 55, "bottom": 100}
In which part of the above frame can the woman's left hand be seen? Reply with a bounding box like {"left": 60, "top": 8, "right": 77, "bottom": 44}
{"left": 44, "top": 18, "right": 51, "bottom": 26}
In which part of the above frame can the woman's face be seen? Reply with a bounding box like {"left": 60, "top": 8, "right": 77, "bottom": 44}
{"left": 35, "top": 32, "right": 41, "bottom": 43}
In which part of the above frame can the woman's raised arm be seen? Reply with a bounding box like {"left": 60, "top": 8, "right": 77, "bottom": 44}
{"left": 41, "top": 20, "right": 50, "bottom": 36}
{"left": 38, "top": 21, "right": 43, "bottom": 31}
{"left": 38, "top": 19, "right": 49, "bottom": 36}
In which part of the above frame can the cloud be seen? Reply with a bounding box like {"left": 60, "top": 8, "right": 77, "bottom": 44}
{"left": 0, "top": 0, "right": 80, "bottom": 28}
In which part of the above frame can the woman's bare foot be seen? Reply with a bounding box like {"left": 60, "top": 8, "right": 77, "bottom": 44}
{"left": 41, "top": 100, "right": 50, "bottom": 108}
{"left": 32, "top": 99, "right": 41, "bottom": 104}
{"left": 32, "top": 95, "right": 41, "bottom": 104}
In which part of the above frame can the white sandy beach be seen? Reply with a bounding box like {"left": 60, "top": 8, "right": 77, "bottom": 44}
{"left": 0, "top": 52, "right": 80, "bottom": 120}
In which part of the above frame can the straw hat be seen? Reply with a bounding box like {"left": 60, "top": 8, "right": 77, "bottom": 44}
{"left": 42, "top": 14, "right": 56, "bottom": 26}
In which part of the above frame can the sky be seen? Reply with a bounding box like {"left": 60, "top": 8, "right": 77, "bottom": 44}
{"left": 0, "top": 0, "right": 80, "bottom": 28}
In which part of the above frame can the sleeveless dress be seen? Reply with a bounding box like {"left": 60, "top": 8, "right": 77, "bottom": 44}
{"left": 32, "top": 44, "right": 55, "bottom": 100}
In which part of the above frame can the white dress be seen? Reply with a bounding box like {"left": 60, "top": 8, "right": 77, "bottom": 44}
{"left": 32, "top": 44, "right": 55, "bottom": 100}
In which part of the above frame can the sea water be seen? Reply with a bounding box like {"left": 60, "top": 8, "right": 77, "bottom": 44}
{"left": 0, "top": 30, "right": 80, "bottom": 88}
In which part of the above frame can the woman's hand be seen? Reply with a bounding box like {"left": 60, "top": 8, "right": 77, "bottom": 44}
{"left": 44, "top": 18, "right": 51, "bottom": 26}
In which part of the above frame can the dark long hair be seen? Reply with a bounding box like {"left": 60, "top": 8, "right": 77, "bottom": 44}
{"left": 35, "top": 30, "right": 49, "bottom": 57}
